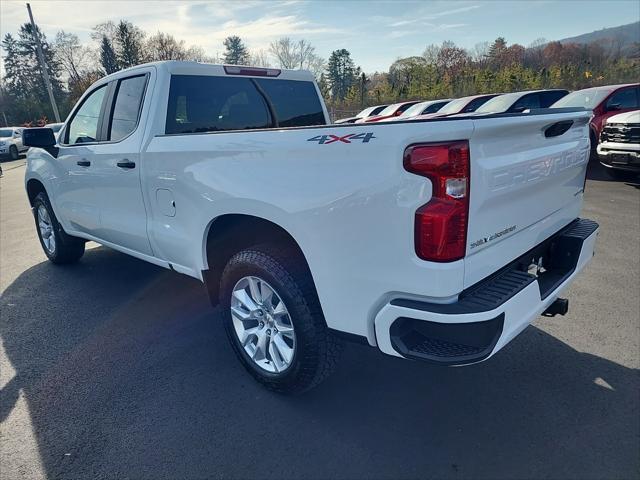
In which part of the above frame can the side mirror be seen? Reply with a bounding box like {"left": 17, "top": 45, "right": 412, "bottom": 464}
{"left": 22, "top": 128, "right": 58, "bottom": 156}
{"left": 511, "top": 106, "right": 527, "bottom": 113}
{"left": 394, "top": 110, "right": 403, "bottom": 116}
{"left": 607, "top": 103, "right": 622, "bottom": 112}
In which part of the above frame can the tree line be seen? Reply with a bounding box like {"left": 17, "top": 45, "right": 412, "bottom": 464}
{"left": 1, "top": 18, "right": 638, "bottom": 125}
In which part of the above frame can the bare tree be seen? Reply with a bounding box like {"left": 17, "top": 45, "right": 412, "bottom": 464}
{"left": 185, "top": 45, "right": 217, "bottom": 63}
{"left": 54, "top": 31, "right": 94, "bottom": 83}
{"left": 249, "top": 49, "right": 271, "bottom": 67}
{"left": 90, "top": 21, "right": 118, "bottom": 44}
{"left": 146, "top": 32, "right": 187, "bottom": 61}
{"left": 269, "top": 37, "right": 323, "bottom": 74}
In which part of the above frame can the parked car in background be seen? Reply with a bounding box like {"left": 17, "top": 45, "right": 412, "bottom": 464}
{"left": 551, "top": 83, "right": 640, "bottom": 157}
{"left": 407, "top": 94, "right": 501, "bottom": 121}
{"left": 334, "top": 105, "right": 388, "bottom": 124}
{"left": 0, "top": 127, "right": 27, "bottom": 160}
{"left": 386, "top": 99, "right": 452, "bottom": 120}
{"left": 471, "top": 89, "right": 569, "bottom": 115}
{"left": 357, "top": 101, "right": 421, "bottom": 122}
{"left": 597, "top": 110, "right": 640, "bottom": 178}
{"left": 45, "top": 122, "right": 64, "bottom": 137}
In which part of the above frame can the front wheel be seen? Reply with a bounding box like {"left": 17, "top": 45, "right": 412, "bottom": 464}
{"left": 9, "top": 145, "right": 18, "bottom": 160}
{"left": 33, "top": 191, "right": 85, "bottom": 264}
{"left": 219, "top": 245, "right": 342, "bottom": 394}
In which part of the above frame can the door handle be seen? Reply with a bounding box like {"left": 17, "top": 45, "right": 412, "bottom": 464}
{"left": 77, "top": 159, "right": 90, "bottom": 167}
{"left": 116, "top": 159, "right": 136, "bottom": 169}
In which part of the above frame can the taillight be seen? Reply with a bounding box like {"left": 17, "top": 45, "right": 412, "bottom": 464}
{"left": 404, "top": 141, "right": 470, "bottom": 262}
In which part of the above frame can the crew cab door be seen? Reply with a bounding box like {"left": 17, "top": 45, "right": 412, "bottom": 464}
{"left": 88, "top": 73, "right": 153, "bottom": 255}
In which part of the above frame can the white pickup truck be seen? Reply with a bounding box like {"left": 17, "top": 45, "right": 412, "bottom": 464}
{"left": 24, "top": 61, "right": 599, "bottom": 393}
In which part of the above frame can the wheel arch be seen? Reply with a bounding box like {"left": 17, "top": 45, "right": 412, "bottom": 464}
{"left": 26, "top": 178, "right": 47, "bottom": 207}
{"left": 202, "top": 213, "right": 315, "bottom": 307}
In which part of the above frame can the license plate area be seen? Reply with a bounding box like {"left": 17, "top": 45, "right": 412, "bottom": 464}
{"left": 610, "top": 153, "right": 631, "bottom": 164}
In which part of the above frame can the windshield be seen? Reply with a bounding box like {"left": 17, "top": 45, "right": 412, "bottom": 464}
{"left": 356, "top": 106, "right": 375, "bottom": 118}
{"left": 437, "top": 97, "right": 468, "bottom": 115}
{"left": 47, "top": 124, "right": 63, "bottom": 132}
{"left": 400, "top": 102, "right": 428, "bottom": 117}
{"left": 378, "top": 103, "right": 408, "bottom": 116}
{"left": 0, "top": 129, "right": 12, "bottom": 137}
{"left": 551, "top": 88, "right": 611, "bottom": 109}
{"left": 475, "top": 92, "right": 522, "bottom": 113}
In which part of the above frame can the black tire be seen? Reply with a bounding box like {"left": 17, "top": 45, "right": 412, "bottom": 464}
{"left": 33, "top": 191, "right": 85, "bottom": 264}
{"left": 9, "top": 145, "right": 18, "bottom": 160}
{"left": 219, "top": 244, "right": 342, "bottom": 394}
{"left": 589, "top": 131, "right": 599, "bottom": 163}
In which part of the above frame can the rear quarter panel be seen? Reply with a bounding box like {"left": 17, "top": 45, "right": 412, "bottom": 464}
{"left": 143, "top": 121, "right": 475, "bottom": 341}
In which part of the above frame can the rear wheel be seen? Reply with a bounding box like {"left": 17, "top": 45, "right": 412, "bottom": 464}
{"left": 9, "top": 145, "right": 18, "bottom": 160}
{"left": 33, "top": 191, "right": 85, "bottom": 264}
{"left": 219, "top": 244, "right": 342, "bottom": 394}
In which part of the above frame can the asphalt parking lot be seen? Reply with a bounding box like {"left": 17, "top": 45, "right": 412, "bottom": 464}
{"left": 1, "top": 157, "right": 639, "bottom": 480}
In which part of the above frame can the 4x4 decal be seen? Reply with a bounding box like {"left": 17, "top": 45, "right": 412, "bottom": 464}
{"left": 307, "top": 132, "right": 376, "bottom": 144}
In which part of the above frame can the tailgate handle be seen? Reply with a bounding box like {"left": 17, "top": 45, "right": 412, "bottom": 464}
{"left": 544, "top": 120, "right": 574, "bottom": 138}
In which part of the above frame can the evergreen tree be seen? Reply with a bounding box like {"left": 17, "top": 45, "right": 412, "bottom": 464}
{"left": 222, "top": 36, "right": 249, "bottom": 65}
{"left": 115, "top": 20, "right": 144, "bottom": 68}
{"left": 1, "top": 24, "right": 64, "bottom": 123}
{"left": 100, "top": 36, "right": 119, "bottom": 74}
{"left": 326, "top": 49, "right": 359, "bottom": 102}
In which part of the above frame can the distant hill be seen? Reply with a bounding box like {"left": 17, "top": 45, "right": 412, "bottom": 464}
{"left": 558, "top": 22, "right": 639, "bottom": 53}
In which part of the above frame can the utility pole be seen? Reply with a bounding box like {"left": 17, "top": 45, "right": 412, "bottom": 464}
{"left": 26, "top": 3, "right": 60, "bottom": 122}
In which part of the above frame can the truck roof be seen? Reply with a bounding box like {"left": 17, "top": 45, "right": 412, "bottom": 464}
{"left": 107, "top": 60, "right": 317, "bottom": 82}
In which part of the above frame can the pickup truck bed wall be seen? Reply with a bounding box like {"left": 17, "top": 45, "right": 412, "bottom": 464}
{"left": 24, "top": 61, "right": 598, "bottom": 392}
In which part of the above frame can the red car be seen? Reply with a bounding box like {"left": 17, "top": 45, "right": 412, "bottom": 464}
{"left": 357, "top": 101, "right": 421, "bottom": 123}
{"left": 406, "top": 93, "right": 501, "bottom": 121}
{"left": 551, "top": 83, "right": 640, "bottom": 154}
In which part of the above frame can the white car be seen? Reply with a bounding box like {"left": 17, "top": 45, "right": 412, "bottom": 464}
{"left": 597, "top": 110, "right": 640, "bottom": 178}
{"left": 334, "top": 105, "right": 388, "bottom": 124}
{"left": 0, "top": 127, "right": 27, "bottom": 160}
{"left": 384, "top": 99, "right": 452, "bottom": 120}
{"left": 23, "top": 61, "right": 598, "bottom": 393}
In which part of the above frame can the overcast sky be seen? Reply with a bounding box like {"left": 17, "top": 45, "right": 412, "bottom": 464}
{"left": 1, "top": 0, "right": 638, "bottom": 72}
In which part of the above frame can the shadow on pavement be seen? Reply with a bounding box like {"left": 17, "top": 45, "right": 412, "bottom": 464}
{"left": 587, "top": 156, "right": 640, "bottom": 187}
{"left": 1, "top": 247, "right": 638, "bottom": 479}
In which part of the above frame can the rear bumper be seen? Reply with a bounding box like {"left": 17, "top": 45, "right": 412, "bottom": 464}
{"left": 374, "top": 218, "right": 599, "bottom": 365}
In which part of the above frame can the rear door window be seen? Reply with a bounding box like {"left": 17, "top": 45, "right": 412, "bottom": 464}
{"left": 255, "top": 79, "right": 325, "bottom": 127}
{"left": 109, "top": 75, "right": 147, "bottom": 141}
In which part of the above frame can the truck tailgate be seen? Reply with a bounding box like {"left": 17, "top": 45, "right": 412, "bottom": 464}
{"left": 464, "top": 111, "right": 592, "bottom": 288}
